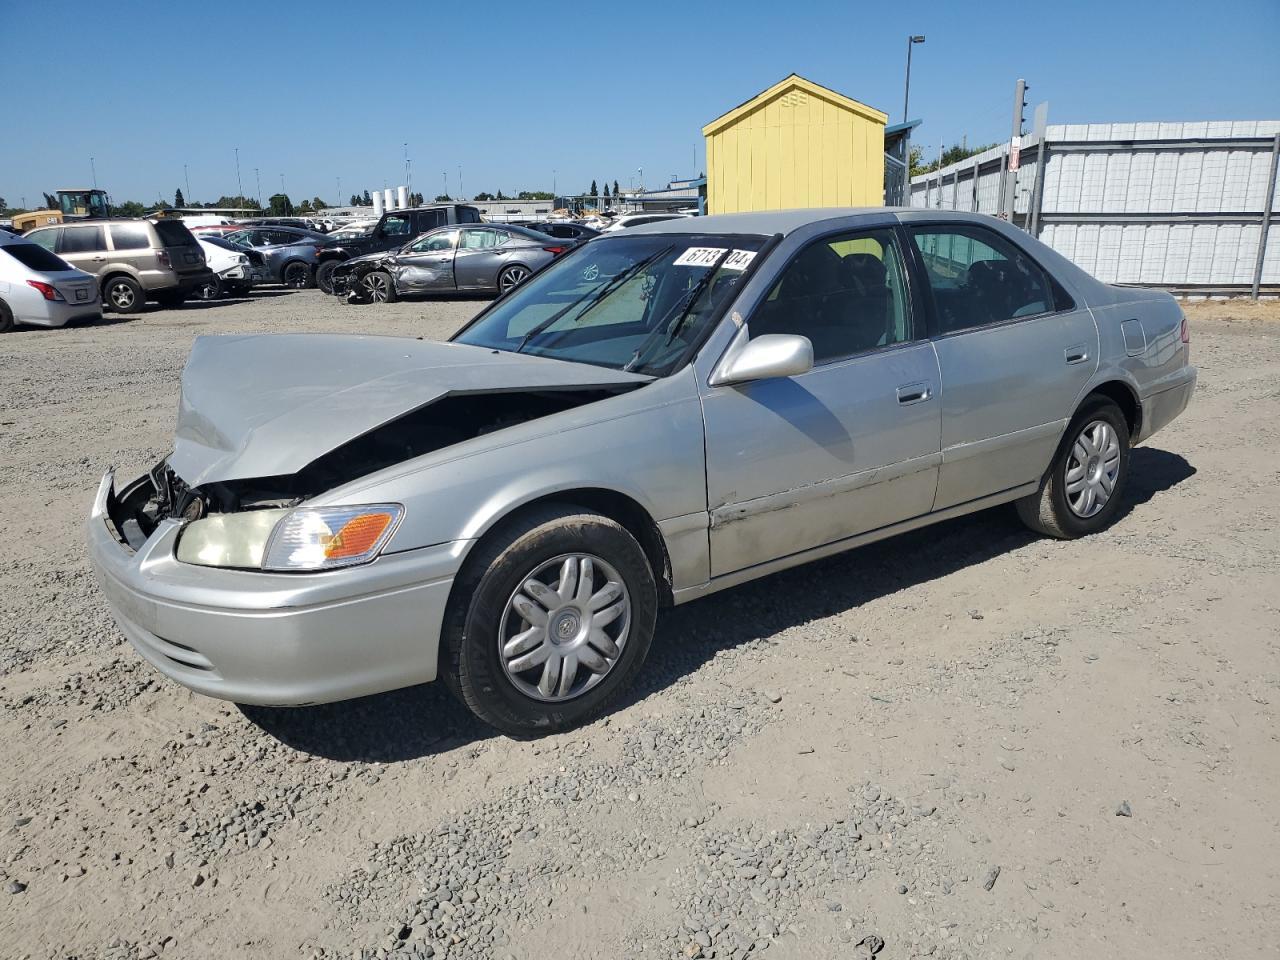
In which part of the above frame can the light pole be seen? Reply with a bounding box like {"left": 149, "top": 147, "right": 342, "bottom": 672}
{"left": 458, "top": 164, "right": 463, "bottom": 201}
{"left": 183, "top": 163, "right": 191, "bottom": 204}
{"left": 443, "top": 171, "right": 448, "bottom": 200}
{"left": 903, "top": 35, "right": 925, "bottom": 123}
{"left": 637, "top": 167, "right": 643, "bottom": 191}
{"left": 403, "top": 142, "right": 410, "bottom": 195}
{"left": 90, "top": 156, "right": 97, "bottom": 189}
{"left": 336, "top": 177, "right": 341, "bottom": 207}
{"left": 254, "top": 168, "right": 262, "bottom": 211}
{"left": 234, "top": 147, "right": 243, "bottom": 203}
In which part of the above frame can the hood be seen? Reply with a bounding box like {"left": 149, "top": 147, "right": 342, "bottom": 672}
{"left": 169, "top": 334, "right": 652, "bottom": 487}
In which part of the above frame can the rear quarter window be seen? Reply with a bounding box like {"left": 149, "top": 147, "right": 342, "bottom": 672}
{"left": 2, "top": 242, "right": 72, "bottom": 272}
{"left": 110, "top": 223, "right": 152, "bottom": 250}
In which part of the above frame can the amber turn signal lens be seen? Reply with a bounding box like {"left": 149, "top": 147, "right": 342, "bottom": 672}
{"left": 324, "top": 512, "right": 396, "bottom": 560}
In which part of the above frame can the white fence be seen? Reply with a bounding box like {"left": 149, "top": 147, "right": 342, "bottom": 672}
{"left": 909, "top": 120, "right": 1280, "bottom": 295}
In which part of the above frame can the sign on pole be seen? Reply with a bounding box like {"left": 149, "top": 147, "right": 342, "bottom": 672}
{"left": 1008, "top": 135, "right": 1022, "bottom": 172}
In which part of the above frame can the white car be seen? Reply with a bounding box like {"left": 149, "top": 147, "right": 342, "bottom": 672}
{"left": 600, "top": 212, "right": 692, "bottom": 232}
{"left": 0, "top": 231, "right": 101, "bottom": 332}
{"left": 196, "top": 238, "right": 261, "bottom": 299}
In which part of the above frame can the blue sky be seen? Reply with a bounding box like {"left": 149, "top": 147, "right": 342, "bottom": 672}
{"left": 2, "top": 0, "right": 1277, "bottom": 208}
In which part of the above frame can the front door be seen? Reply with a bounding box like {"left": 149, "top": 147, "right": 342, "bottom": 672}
{"left": 393, "top": 230, "right": 457, "bottom": 293}
{"left": 55, "top": 224, "right": 107, "bottom": 275}
{"left": 701, "top": 227, "right": 942, "bottom": 577}
{"left": 905, "top": 223, "right": 1099, "bottom": 509}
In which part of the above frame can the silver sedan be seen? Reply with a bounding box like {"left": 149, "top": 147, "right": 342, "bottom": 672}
{"left": 88, "top": 209, "right": 1196, "bottom": 735}
{"left": 333, "top": 224, "right": 567, "bottom": 301}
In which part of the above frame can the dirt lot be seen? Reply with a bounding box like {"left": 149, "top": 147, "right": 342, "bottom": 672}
{"left": 1, "top": 293, "right": 1277, "bottom": 960}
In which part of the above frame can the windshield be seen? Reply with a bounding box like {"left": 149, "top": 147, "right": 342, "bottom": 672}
{"left": 454, "top": 233, "right": 766, "bottom": 376}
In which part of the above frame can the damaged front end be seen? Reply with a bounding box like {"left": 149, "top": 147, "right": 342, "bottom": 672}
{"left": 329, "top": 256, "right": 393, "bottom": 303}
{"left": 108, "top": 334, "right": 652, "bottom": 572}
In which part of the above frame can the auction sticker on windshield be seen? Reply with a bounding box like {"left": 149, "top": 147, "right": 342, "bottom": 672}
{"left": 673, "top": 247, "right": 758, "bottom": 269}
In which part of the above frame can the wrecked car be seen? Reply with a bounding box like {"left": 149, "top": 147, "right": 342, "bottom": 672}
{"left": 331, "top": 224, "right": 569, "bottom": 302}
{"left": 88, "top": 209, "right": 1196, "bottom": 735}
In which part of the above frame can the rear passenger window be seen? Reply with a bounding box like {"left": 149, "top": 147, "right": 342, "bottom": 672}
{"left": 909, "top": 226, "right": 1056, "bottom": 334}
{"left": 110, "top": 224, "right": 151, "bottom": 250}
{"left": 751, "top": 229, "right": 912, "bottom": 364}
{"left": 57, "top": 226, "right": 106, "bottom": 254}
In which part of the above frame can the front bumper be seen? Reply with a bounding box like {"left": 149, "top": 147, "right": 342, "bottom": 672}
{"left": 86, "top": 471, "right": 467, "bottom": 706}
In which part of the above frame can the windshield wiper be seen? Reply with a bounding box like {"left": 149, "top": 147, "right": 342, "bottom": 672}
{"left": 623, "top": 248, "right": 733, "bottom": 372}
{"left": 513, "top": 246, "right": 672, "bottom": 354}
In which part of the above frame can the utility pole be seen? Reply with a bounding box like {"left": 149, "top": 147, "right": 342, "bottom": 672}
{"left": 183, "top": 163, "right": 191, "bottom": 204}
{"left": 1001, "top": 78, "right": 1029, "bottom": 220}
{"left": 403, "top": 142, "right": 410, "bottom": 194}
{"left": 336, "top": 177, "right": 341, "bottom": 207}
{"left": 90, "top": 156, "right": 98, "bottom": 189}
{"left": 234, "top": 147, "right": 243, "bottom": 204}
{"left": 254, "top": 168, "right": 262, "bottom": 210}
{"left": 903, "top": 35, "right": 925, "bottom": 123}
{"left": 443, "top": 170, "right": 448, "bottom": 199}
{"left": 458, "top": 164, "right": 463, "bottom": 201}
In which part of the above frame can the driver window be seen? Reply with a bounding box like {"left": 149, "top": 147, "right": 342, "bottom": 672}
{"left": 409, "top": 231, "right": 456, "bottom": 253}
{"left": 383, "top": 216, "right": 412, "bottom": 237}
{"left": 750, "top": 229, "right": 912, "bottom": 364}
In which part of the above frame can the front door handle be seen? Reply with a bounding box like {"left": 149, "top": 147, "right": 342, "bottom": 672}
{"left": 896, "top": 382, "right": 932, "bottom": 405}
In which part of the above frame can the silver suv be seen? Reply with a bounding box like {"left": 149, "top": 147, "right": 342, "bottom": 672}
{"left": 24, "top": 219, "right": 213, "bottom": 313}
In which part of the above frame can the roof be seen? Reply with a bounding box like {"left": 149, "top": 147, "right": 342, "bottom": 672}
{"left": 702, "top": 74, "right": 888, "bottom": 137}
{"left": 624, "top": 207, "right": 892, "bottom": 237}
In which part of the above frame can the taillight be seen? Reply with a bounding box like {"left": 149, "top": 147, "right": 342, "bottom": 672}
{"left": 543, "top": 245, "right": 566, "bottom": 255}
{"left": 1179, "top": 316, "right": 1190, "bottom": 344}
{"left": 156, "top": 250, "right": 171, "bottom": 269}
{"left": 27, "top": 280, "right": 63, "bottom": 301}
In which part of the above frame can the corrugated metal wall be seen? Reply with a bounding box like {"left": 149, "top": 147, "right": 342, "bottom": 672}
{"left": 909, "top": 120, "right": 1280, "bottom": 291}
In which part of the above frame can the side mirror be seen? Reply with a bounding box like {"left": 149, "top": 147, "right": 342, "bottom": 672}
{"left": 710, "top": 334, "right": 814, "bottom": 386}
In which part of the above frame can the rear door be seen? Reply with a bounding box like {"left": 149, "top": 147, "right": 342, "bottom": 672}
{"left": 453, "top": 228, "right": 506, "bottom": 289}
{"left": 701, "top": 226, "right": 942, "bottom": 576}
{"left": 107, "top": 222, "right": 157, "bottom": 279}
{"left": 906, "top": 221, "right": 1098, "bottom": 509}
{"left": 54, "top": 225, "right": 107, "bottom": 276}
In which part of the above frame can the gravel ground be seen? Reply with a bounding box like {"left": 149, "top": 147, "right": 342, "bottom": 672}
{"left": 1, "top": 291, "right": 1278, "bottom": 959}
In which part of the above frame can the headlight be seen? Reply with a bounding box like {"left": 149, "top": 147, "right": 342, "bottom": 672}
{"left": 176, "top": 508, "right": 291, "bottom": 569}
{"left": 262, "top": 504, "right": 403, "bottom": 571}
{"left": 175, "top": 503, "right": 403, "bottom": 571}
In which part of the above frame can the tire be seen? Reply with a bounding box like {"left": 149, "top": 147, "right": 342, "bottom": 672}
{"left": 103, "top": 276, "right": 145, "bottom": 314}
{"left": 315, "top": 259, "right": 341, "bottom": 295}
{"left": 441, "top": 505, "right": 658, "bottom": 736}
{"left": 0, "top": 298, "right": 13, "bottom": 333}
{"left": 282, "top": 261, "right": 315, "bottom": 289}
{"left": 195, "top": 275, "right": 222, "bottom": 300}
{"left": 1016, "top": 397, "right": 1130, "bottom": 539}
{"left": 361, "top": 270, "right": 397, "bottom": 303}
{"left": 497, "top": 264, "right": 531, "bottom": 295}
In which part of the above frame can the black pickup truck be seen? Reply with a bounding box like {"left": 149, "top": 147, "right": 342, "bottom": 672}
{"left": 313, "top": 203, "right": 483, "bottom": 293}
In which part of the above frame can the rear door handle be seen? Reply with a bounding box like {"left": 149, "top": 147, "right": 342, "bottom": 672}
{"left": 896, "top": 382, "right": 932, "bottom": 405}
{"left": 1065, "top": 345, "right": 1089, "bottom": 364}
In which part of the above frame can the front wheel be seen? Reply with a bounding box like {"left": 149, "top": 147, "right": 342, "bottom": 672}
{"left": 1016, "top": 398, "right": 1130, "bottom": 539}
{"left": 442, "top": 506, "right": 657, "bottom": 736}
{"left": 361, "top": 270, "right": 397, "bottom": 303}
{"left": 282, "top": 261, "right": 315, "bottom": 289}
{"left": 315, "top": 259, "right": 340, "bottom": 295}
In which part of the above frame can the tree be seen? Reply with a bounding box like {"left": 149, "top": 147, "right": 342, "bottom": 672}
{"left": 435, "top": 194, "right": 452, "bottom": 202}
{"left": 110, "top": 200, "right": 148, "bottom": 218}
{"left": 311, "top": 197, "right": 328, "bottom": 211}
{"left": 603, "top": 183, "right": 611, "bottom": 198}
{"left": 496, "top": 190, "right": 508, "bottom": 201}
{"left": 42, "top": 192, "right": 58, "bottom": 210}
{"left": 174, "top": 188, "right": 185, "bottom": 208}
{"left": 910, "top": 141, "right": 996, "bottom": 177}
{"left": 516, "top": 191, "right": 554, "bottom": 201}
{"left": 362, "top": 190, "right": 372, "bottom": 205}
{"left": 613, "top": 180, "right": 620, "bottom": 197}
{"left": 297, "top": 199, "right": 314, "bottom": 214}
{"left": 589, "top": 179, "right": 598, "bottom": 198}
{"left": 267, "top": 193, "right": 294, "bottom": 216}
{"left": 473, "top": 191, "right": 495, "bottom": 201}
{"left": 410, "top": 192, "right": 424, "bottom": 206}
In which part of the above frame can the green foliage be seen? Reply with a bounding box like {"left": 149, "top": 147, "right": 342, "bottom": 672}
{"left": 434, "top": 194, "right": 452, "bottom": 202}
{"left": 516, "top": 191, "right": 554, "bottom": 201}
{"left": 174, "top": 188, "right": 185, "bottom": 208}
{"left": 267, "top": 193, "right": 294, "bottom": 216}
{"left": 42, "top": 192, "right": 58, "bottom": 210}
{"left": 473, "top": 191, "right": 495, "bottom": 201}
{"left": 589, "top": 180, "right": 598, "bottom": 197}
{"left": 362, "top": 190, "right": 372, "bottom": 205}
{"left": 612, "top": 180, "right": 620, "bottom": 197}
{"left": 910, "top": 142, "right": 997, "bottom": 177}
{"left": 110, "top": 200, "right": 148, "bottom": 217}
{"left": 312, "top": 197, "right": 328, "bottom": 211}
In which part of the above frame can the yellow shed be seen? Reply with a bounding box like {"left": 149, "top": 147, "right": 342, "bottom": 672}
{"left": 703, "top": 74, "right": 889, "bottom": 214}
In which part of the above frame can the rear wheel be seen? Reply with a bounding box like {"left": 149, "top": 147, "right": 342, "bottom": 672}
{"left": 196, "top": 275, "right": 222, "bottom": 300}
{"left": 361, "top": 270, "right": 397, "bottom": 303}
{"left": 315, "top": 259, "right": 340, "bottom": 295}
{"left": 1016, "top": 397, "right": 1130, "bottom": 539}
{"left": 282, "top": 261, "right": 314, "bottom": 289}
{"left": 0, "top": 299, "right": 13, "bottom": 333}
{"left": 498, "top": 264, "right": 531, "bottom": 294}
{"left": 103, "top": 276, "right": 145, "bottom": 314}
{"left": 442, "top": 505, "right": 657, "bottom": 736}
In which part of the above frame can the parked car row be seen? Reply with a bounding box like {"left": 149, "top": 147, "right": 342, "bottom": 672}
{"left": 0, "top": 229, "right": 102, "bottom": 332}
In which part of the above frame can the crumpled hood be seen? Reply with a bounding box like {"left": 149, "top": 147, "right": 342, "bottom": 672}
{"left": 169, "top": 334, "right": 651, "bottom": 487}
